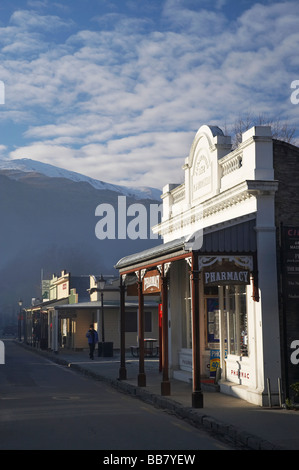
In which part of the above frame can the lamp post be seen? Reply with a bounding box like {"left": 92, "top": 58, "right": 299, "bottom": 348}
{"left": 99, "top": 274, "right": 106, "bottom": 356}
{"left": 18, "top": 299, "right": 23, "bottom": 342}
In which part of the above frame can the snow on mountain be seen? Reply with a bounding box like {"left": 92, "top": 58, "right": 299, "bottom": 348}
{"left": 0, "top": 157, "right": 162, "bottom": 201}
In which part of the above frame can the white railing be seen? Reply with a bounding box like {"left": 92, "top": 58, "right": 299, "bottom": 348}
{"left": 220, "top": 150, "right": 243, "bottom": 176}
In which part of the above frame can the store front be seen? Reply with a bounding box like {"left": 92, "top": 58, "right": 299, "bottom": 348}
{"left": 116, "top": 124, "right": 283, "bottom": 407}
{"left": 176, "top": 255, "right": 252, "bottom": 382}
{"left": 202, "top": 255, "right": 252, "bottom": 379}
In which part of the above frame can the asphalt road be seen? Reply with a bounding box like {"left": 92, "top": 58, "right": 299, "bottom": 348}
{"left": 0, "top": 340, "right": 235, "bottom": 452}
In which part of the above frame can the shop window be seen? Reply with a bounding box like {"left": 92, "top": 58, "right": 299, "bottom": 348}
{"left": 225, "top": 285, "right": 248, "bottom": 357}
{"left": 207, "top": 297, "right": 220, "bottom": 343}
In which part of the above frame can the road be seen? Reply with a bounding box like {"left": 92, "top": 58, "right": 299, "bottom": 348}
{"left": 0, "top": 340, "right": 234, "bottom": 451}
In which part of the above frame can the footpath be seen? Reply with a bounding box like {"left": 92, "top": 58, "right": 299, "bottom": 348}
{"left": 18, "top": 342, "right": 299, "bottom": 451}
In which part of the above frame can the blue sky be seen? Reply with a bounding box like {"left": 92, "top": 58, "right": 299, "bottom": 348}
{"left": 0, "top": 0, "right": 298, "bottom": 190}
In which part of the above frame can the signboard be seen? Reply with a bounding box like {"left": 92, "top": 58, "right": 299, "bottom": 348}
{"left": 192, "top": 151, "right": 212, "bottom": 202}
{"left": 42, "top": 280, "right": 50, "bottom": 300}
{"left": 282, "top": 227, "right": 299, "bottom": 395}
{"left": 282, "top": 227, "right": 299, "bottom": 299}
{"left": 142, "top": 270, "right": 161, "bottom": 294}
{"left": 209, "top": 349, "right": 220, "bottom": 378}
{"left": 57, "top": 280, "right": 69, "bottom": 299}
{"left": 159, "top": 303, "right": 162, "bottom": 328}
{"left": 207, "top": 299, "right": 219, "bottom": 343}
{"left": 203, "top": 261, "right": 250, "bottom": 286}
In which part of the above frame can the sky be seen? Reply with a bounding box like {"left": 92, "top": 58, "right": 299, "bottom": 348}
{"left": 0, "top": 0, "right": 298, "bottom": 191}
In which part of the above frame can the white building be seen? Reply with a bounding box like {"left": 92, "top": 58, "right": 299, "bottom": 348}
{"left": 116, "top": 124, "right": 298, "bottom": 407}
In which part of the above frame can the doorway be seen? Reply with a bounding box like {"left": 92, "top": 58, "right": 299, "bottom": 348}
{"left": 205, "top": 284, "right": 248, "bottom": 379}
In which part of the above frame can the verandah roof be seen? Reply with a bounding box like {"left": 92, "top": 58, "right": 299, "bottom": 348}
{"left": 115, "top": 217, "right": 257, "bottom": 273}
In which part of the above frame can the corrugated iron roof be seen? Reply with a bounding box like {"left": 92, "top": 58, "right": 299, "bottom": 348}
{"left": 115, "top": 218, "right": 257, "bottom": 271}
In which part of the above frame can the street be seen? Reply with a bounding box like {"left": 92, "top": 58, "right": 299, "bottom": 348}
{"left": 0, "top": 340, "right": 234, "bottom": 451}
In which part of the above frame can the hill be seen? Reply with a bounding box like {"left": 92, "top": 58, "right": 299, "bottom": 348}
{"left": 0, "top": 161, "right": 162, "bottom": 320}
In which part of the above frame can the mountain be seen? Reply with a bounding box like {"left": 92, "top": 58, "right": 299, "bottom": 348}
{"left": 0, "top": 157, "right": 161, "bottom": 200}
{"left": 0, "top": 159, "right": 162, "bottom": 323}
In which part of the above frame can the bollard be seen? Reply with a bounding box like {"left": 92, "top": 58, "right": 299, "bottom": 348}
{"left": 278, "top": 377, "right": 283, "bottom": 408}
{"left": 267, "top": 378, "right": 272, "bottom": 407}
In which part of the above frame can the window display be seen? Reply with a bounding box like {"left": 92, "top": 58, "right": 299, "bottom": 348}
{"left": 225, "top": 285, "right": 248, "bottom": 357}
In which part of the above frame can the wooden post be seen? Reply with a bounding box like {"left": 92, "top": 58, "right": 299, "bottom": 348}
{"left": 161, "top": 264, "right": 171, "bottom": 396}
{"left": 119, "top": 275, "right": 127, "bottom": 380}
{"left": 137, "top": 271, "right": 146, "bottom": 387}
{"left": 191, "top": 252, "right": 203, "bottom": 408}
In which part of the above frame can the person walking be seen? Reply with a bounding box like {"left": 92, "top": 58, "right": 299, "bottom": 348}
{"left": 86, "top": 324, "right": 99, "bottom": 359}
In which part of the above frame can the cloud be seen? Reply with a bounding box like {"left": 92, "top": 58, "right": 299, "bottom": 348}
{"left": 9, "top": 129, "right": 192, "bottom": 189}
{"left": 9, "top": 9, "right": 73, "bottom": 31}
{"left": 1, "top": 2, "right": 299, "bottom": 191}
{"left": 162, "top": 0, "right": 228, "bottom": 35}
{"left": 0, "top": 145, "right": 7, "bottom": 157}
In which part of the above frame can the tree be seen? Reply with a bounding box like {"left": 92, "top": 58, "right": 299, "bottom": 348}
{"left": 226, "top": 112, "right": 296, "bottom": 148}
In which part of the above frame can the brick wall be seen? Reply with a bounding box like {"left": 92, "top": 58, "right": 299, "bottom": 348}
{"left": 274, "top": 140, "right": 299, "bottom": 227}
{"left": 273, "top": 139, "right": 299, "bottom": 395}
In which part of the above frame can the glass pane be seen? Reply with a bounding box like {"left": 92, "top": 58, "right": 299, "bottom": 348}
{"left": 226, "top": 285, "right": 248, "bottom": 357}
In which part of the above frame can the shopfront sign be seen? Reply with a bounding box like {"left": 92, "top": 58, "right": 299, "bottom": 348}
{"left": 42, "top": 280, "right": 50, "bottom": 300}
{"left": 229, "top": 369, "right": 250, "bottom": 380}
{"left": 282, "top": 227, "right": 299, "bottom": 395}
{"left": 192, "top": 151, "right": 212, "bottom": 202}
{"left": 282, "top": 227, "right": 299, "bottom": 299}
{"left": 143, "top": 270, "right": 161, "bottom": 294}
{"left": 209, "top": 349, "right": 220, "bottom": 378}
{"left": 57, "top": 281, "right": 69, "bottom": 299}
{"left": 203, "top": 261, "right": 250, "bottom": 286}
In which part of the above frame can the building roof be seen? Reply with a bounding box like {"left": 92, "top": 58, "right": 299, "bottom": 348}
{"left": 54, "top": 300, "right": 158, "bottom": 310}
{"left": 115, "top": 237, "right": 187, "bottom": 271}
{"left": 115, "top": 218, "right": 257, "bottom": 272}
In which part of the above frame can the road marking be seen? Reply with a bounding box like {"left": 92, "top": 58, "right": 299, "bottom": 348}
{"left": 171, "top": 420, "right": 193, "bottom": 433}
{"left": 140, "top": 405, "right": 159, "bottom": 415}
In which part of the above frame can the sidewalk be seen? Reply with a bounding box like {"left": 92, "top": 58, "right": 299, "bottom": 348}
{"left": 24, "top": 344, "right": 299, "bottom": 450}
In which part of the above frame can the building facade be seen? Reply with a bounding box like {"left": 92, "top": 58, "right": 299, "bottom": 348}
{"left": 54, "top": 275, "right": 159, "bottom": 352}
{"left": 116, "top": 124, "right": 299, "bottom": 407}
{"left": 25, "top": 271, "right": 159, "bottom": 355}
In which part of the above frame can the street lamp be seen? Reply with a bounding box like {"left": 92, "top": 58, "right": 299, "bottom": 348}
{"left": 95, "top": 274, "right": 114, "bottom": 358}
{"left": 99, "top": 274, "right": 106, "bottom": 349}
{"left": 18, "top": 299, "right": 23, "bottom": 342}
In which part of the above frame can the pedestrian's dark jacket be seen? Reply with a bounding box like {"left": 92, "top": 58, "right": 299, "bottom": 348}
{"left": 86, "top": 329, "right": 98, "bottom": 344}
